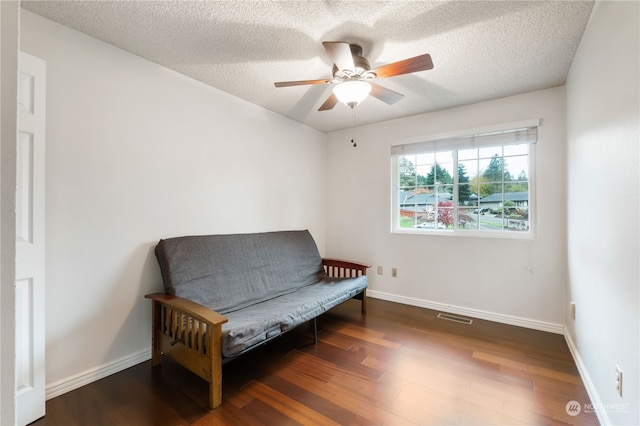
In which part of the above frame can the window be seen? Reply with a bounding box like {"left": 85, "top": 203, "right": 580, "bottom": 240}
{"left": 391, "top": 125, "right": 537, "bottom": 237}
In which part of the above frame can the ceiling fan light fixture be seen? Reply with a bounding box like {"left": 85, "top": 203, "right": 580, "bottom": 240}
{"left": 333, "top": 80, "right": 371, "bottom": 108}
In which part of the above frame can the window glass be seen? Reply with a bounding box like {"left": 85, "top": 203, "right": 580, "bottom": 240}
{"left": 392, "top": 128, "right": 535, "bottom": 236}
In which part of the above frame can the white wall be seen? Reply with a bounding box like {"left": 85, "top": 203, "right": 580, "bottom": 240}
{"left": 326, "top": 87, "right": 567, "bottom": 330}
{"left": 20, "top": 10, "right": 328, "bottom": 394}
{"left": 565, "top": 1, "right": 639, "bottom": 424}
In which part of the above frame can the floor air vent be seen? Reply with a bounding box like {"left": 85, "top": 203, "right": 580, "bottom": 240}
{"left": 437, "top": 312, "right": 473, "bottom": 325}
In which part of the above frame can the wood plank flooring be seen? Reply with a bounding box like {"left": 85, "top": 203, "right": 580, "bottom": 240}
{"left": 33, "top": 298, "right": 599, "bottom": 425}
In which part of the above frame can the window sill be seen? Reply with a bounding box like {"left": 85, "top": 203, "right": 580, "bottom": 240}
{"left": 391, "top": 228, "right": 536, "bottom": 240}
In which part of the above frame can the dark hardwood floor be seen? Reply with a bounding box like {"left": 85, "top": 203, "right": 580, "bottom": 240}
{"left": 34, "top": 298, "right": 599, "bottom": 425}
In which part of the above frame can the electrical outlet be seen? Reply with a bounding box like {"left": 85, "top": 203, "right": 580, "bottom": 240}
{"left": 616, "top": 365, "right": 623, "bottom": 397}
{"left": 377, "top": 265, "right": 383, "bottom": 275}
{"left": 570, "top": 302, "right": 576, "bottom": 320}
{"left": 391, "top": 267, "right": 398, "bottom": 278}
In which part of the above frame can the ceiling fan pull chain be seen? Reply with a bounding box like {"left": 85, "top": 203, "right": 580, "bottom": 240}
{"left": 351, "top": 107, "right": 357, "bottom": 147}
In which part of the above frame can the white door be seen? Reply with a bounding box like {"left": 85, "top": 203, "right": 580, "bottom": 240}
{"left": 16, "top": 52, "right": 46, "bottom": 426}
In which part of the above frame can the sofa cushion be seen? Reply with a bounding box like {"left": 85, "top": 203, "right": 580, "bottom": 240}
{"left": 155, "top": 230, "right": 325, "bottom": 314}
{"left": 220, "top": 275, "right": 367, "bottom": 357}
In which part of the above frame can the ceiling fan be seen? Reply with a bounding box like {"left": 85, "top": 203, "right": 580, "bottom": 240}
{"left": 274, "top": 41, "right": 434, "bottom": 111}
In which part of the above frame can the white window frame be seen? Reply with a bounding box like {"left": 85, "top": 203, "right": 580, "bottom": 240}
{"left": 390, "top": 120, "right": 539, "bottom": 239}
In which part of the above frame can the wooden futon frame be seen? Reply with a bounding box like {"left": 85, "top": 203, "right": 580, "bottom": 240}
{"left": 145, "top": 258, "right": 368, "bottom": 409}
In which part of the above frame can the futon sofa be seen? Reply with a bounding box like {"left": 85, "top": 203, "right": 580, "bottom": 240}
{"left": 145, "top": 229, "right": 369, "bottom": 409}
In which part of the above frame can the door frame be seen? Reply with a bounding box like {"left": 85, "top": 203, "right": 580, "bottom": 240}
{"left": 0, "top": 1, "right": 21, "bottom": 424}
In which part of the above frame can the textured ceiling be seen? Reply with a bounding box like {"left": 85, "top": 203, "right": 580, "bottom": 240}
{"left": 21, "top": 0, "right": 594, "bottom": 133}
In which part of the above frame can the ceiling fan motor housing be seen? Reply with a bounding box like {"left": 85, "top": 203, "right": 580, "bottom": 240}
{"left": 332, "top": 44, "right": 371, "bottom": 78}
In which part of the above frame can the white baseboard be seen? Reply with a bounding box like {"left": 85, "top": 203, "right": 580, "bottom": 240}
{"left": 366, "top": 290, "right": 564, "bottom": 334}
{"left": 564, "top": 329, "right": 609, "bottom": 426}
{"left": 45, "top": 348, "right": 151, "bottom": 400}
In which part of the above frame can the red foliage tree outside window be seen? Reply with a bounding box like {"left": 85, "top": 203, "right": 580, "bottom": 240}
{"left": 436, "top": 201, "right": 474, "bottom": 229}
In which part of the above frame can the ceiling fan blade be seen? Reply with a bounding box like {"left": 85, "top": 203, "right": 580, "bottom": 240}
{"left": 370, "top": 53, "right": 433, "bottom": 79}
{"left": 322, "top": 41, "right": 355, "bottom": 72}
{"left": 370, "top": 83, "right": 404, "bottom": 105}
{"left": 274, "top": 79, "right": 330, "bottom": 88}
{"left": 318, "top": 93, "right": 338, "bottom": 111}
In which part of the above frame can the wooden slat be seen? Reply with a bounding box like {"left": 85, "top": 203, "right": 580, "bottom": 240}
{"left": 145, "top": 293, "right": 228, "bottom": 326}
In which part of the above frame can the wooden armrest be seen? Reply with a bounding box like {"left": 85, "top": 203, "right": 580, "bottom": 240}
{"left": 322, "top": 258, "right": 371, "bottom": 277}
{"left": 322, "top": 258, "right": 371, "bottom": 270}
{"left": 145, "top": 293, "right": 228, "bottom": 326}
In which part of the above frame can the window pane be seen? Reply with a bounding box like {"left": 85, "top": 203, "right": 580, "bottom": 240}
{"left": 505, "top": 155, "right": 529, "bottom": 181}
{"left": 459, "top": 159, "right": 478, "bottom": 176}
{"left": 400, "top": 187, "right": 428, "bottom": 229}
{"left": 416, "top": 164, "right": 431, "bottom": 185}
{"left": 480, "top": 212, "right": 505, "bottom": 231}
{"left": 427, "top": 162, "right": 454, "bottom": 185}
{"left": 435, "top": 203, "right": 454, "bottom": 229}
{"left": 438, "top": 162, "right": 455, "bottom": 183}
{"left": 505, "top": 181, "right": 528, "bottom": 195}
{"left": 482, "top": 155, "right": 505, "bottom": 183}
{"left": 505, "top": 183, "right": 529, "bottom": 228}
{"left": 460, "top": 160, "right": 482, "bottom": 197}
{"left": 399, "top": 207, "right": 416, "bottom": 228}
{"left": 505, "top": 181, "right": 529, "bottom": 233}
{"left": 437, "top": 184, "right": 454, "bottom": 202}
{"left": 458, "top": 184, "right": 477, "bottom": 206}
{"left": 484, "top": 183, "right": 503, "bottom": 198}
{"left": 399, "top": 156, "right": 417, "bottom": 188}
